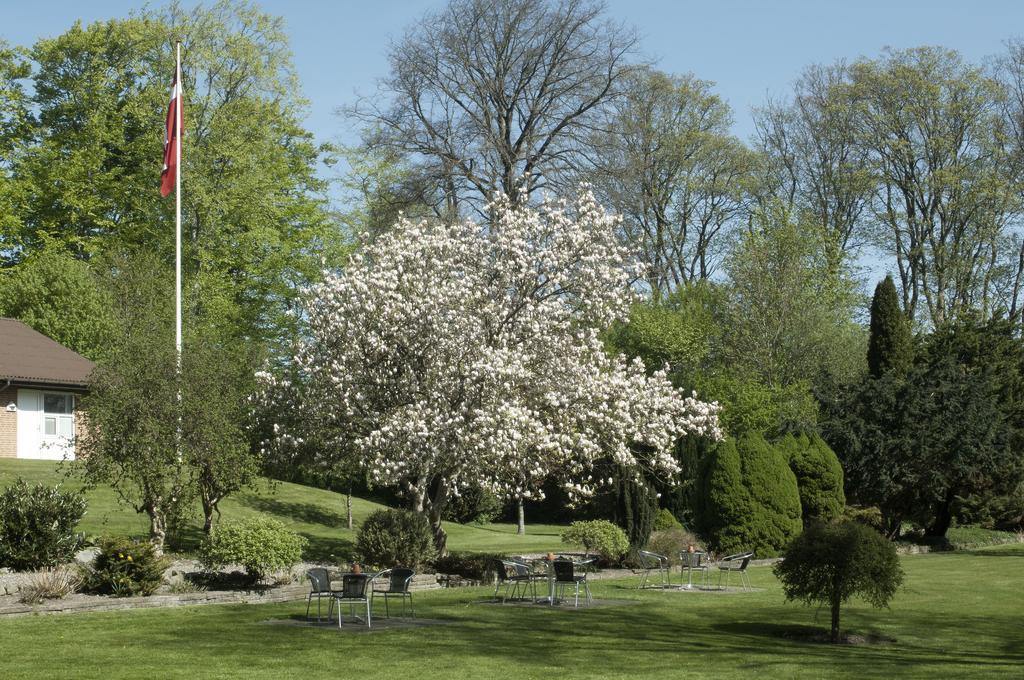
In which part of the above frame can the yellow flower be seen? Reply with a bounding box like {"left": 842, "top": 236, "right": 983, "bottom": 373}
{"left": 118, "top": 553, "right": 124, "bottom": 559}
{"left": 126, "top": 555, "right": 133, "bottom": 562}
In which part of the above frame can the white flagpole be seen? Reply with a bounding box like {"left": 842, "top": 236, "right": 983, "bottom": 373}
{"left": 175, "top": 41, "right": 182, "bottom": 372}
{"left": 174, "top": 41, "right": 183, "bottom": 465}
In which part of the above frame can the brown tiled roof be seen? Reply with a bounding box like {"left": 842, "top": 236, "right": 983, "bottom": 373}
{"left": 0, "top": 318, "right": 95, "bottom": 387}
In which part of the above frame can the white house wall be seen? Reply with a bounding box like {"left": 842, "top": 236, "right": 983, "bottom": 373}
{"left": 15, "top": 388, "right": 76, "bottom": 460}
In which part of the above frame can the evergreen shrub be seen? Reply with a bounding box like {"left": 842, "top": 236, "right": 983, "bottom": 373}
{"left": 84, "top": 536, "right": 169, "bottom": 597}
{"left": 695, "top": 433, "right": 802, "bottom": 556}
{"left": 653, "top": 508, "right": 683, "bottom": 532}
{"left": 779, "top": 432, "right": 845, "bottom": 522}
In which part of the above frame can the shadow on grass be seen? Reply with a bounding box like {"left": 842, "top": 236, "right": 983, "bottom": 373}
{"left": 410, "top": 594, "right": 1024, "bottom": 677}
{"left": 237, "top": 496, "right": 348, "bottom": 527}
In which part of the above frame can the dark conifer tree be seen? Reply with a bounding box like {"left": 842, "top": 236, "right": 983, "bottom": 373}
{"left": 867, "top": 276, "right": 913, "bottom": 378}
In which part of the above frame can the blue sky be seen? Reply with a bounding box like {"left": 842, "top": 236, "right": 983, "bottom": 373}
{"left": 4, "top": 0, "right": 1023, "bottom": 148}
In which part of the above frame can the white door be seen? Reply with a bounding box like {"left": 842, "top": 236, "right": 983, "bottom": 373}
{"left": 16, "top": 389, "right": 43, "bottom": 459}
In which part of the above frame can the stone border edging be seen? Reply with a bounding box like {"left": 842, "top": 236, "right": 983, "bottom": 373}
{"left": 0, "top": 583, "right": 310, "bottom": 617}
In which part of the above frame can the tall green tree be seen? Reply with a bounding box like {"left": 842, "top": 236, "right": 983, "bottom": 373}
{"left": 6, "top": 1, "right": 341, "bottom": 354}
{"left": 847, "top": 47, "right": 1021, "bottom": 325}
{"left": 724, "top": 202, "right": 864, "bottom": 391}
{"left": 754, "top": 62, "right": 874, "bottom": 275}
{"left": 867, "top": 275, "right": 913, "bottom": 378}
{"left": 78, "top": 251, "right": 262, "bottom": 549}
{"left": 591, "top": 67, "right": 757, "bottom": 294}
{"left": 0, "top": 240, "right": 115, "bottom": 361}
{"left": 826, "top": 317, "right": 1024, "bottom": 537}
{"left": 0, "top": 40, "right": 31, "bottom": 259}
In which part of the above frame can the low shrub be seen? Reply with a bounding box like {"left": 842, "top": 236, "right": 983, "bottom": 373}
{"left": 842, "top": 505, "right": 885, "bottom": 533}
{"left": 199, "top": 518, "right": 307, "bottom": 583}
{"left": 432, "top": 551, "right": 507, "bottom": 583}
{"left": 355, "top": 509, "right": 436, "bottom": 569}
{"left": 18, "top": 566, "right": 83, "bottom": 604}
{"left": 0, "top": 478, "right": 87, "bottom": 570}
{"left": 897, "top": 525, "right": 1024, "bottom": 552}
{"left": 561, "top": 520, "right": 629, "bottom": 564}
{"left": 653, "top": 508, "right": 683, "bottom": 532}
{"left": 774, "top": 520, "right": 903, "bottom": 643}
{"left": 645, "top": 529, "right": 702, "bottom": 567}
{"left": 84, "top": 537, "right": 169, "bottom": 597}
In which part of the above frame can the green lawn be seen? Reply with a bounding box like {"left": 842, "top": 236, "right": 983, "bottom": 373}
{"left": 1, "top": 545, "right": 1021, "bottom": 679}
{"left": 0, "top": 460, "right": 568, "bottom": 558}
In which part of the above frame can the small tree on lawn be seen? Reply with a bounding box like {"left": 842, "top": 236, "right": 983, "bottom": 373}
{"left": 774, "top": 521, "right": 903, "bottom": 643}
{"left": 264, "top": 188, "right": 722, "bottom": 554}
{"left": 79, "top": 253, "right": 261, "bottom": 550}
{"left": 78, "top": 253, "right": 188, "bottom": 553}
{"left": 183, "top": 329, "right": 260, "bottom": 534}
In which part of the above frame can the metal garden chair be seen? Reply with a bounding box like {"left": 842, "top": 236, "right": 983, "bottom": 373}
{"left": 552, "top": 558, "right": 593, "bottom": 607}
{"left": 304, "top": 568, "right": 335, "bottom": 622}
{"left": 372, "top": 567, "right": 416, "bottom": 618}
{"left": 495, "top": 559, "right": 539, "bottom": 602}
{"left": 333, "top": 572, "right": 374, "bottom": 628}
{"left": 716, "top": 551, "right": 754, "bottom": 591}
{"left": 636, "top": 550, "right": 671, "bottom": 589}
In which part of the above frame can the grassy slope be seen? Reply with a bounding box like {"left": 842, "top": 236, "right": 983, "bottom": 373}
{"left": 0, "top": 460, "right": 567, "bottom": 559}
{"left": 0, "top": 545, "right": 1021, "bottom": 679}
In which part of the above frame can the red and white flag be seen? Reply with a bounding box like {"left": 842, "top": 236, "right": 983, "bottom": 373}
{"left": 160, "top": 68, "right": 182, "bottom": 198}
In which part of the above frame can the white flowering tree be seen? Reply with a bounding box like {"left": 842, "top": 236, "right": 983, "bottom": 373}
{"left": 263, "top": 189, "right": 721, "bottom": 553}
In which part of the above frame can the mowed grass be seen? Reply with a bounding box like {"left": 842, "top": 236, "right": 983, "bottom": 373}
{"left": 0, "top": 460, "right": 568, "bottom": 558}
{"left": 1, "top": 545, "right": 1021, "bottom": 679}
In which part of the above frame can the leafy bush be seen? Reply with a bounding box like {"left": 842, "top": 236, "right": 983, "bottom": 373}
{"left": 842, "top": 505, "right": 885, "bottom": 533}
{"left": 84, "top": 537, "right": 169, "bottom": 597}
{"left": 432, "top": 551, "right": 507, "bottom": 582}
{"left": 18, "top": 566, "right": 83, "bottom": 604}
{"left": 561, "top": 520, "right": 629, "bottom": 563}
{"left": 779, "top": 432, "right": 845, "bottom": 522}
{"left": 694, "top": 433, "right": 802, "bottom": 557}
{"left": 355, "top": 509, "right": 436, "bottom": 569}
{"left": 774, "top": 521, "right": 903, "bottom": 643}
{"left": 199, "top": 518, "right": 307, "bottom": 582}
{"left": 0, "top": 478, "right": 87, "bottom": 570}
{"left": 645, "top": 528, "right": 701, "bottom": 567}
{"left": 653, "top": 508, "right": 683, "bottom": 532}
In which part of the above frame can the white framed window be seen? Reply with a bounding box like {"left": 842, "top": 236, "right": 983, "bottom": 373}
{"left": 42, "top": 393, "right": 75, "bottom": 440}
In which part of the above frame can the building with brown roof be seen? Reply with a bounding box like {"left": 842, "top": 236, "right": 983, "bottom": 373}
{"left": 0, "top": 318, "right": 95, "bottom": 460}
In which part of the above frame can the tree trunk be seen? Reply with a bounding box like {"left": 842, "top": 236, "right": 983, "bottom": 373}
{"left": 427, "top": 480, "right": 450, "bottom": 557}
{"left": 147, "top": 504, "right": 166, "bottom": 556}
{"left": 516, "top": 497, "right": 525, "bottom": 535}
{"left": 346, "top": 487, "right": 353, "bottom": 531}
{"left": 201, "top": 493, "right": 219, "bottom": 535}
{"left": 830, "top": 592, "right": 841, "bottom": 643}
{"left": 925, "top": 490, "right": 955, "bottom": 538}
